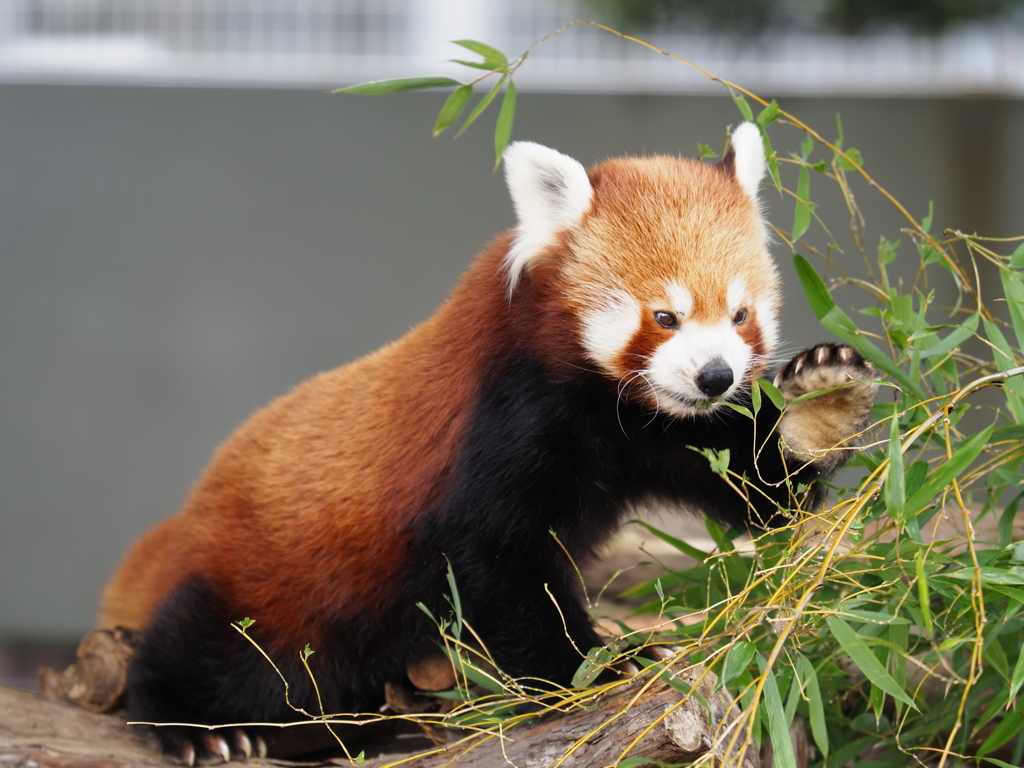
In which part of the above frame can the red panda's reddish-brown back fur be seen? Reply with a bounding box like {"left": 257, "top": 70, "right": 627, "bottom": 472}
{"left": 100, "top": 126, "right": 877, "bottom": 764}
{"left": 100, "top": 242, "right": 514, "bottom": 648}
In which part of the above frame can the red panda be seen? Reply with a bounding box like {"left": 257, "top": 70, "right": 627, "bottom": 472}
{"left": 99, "top": 122, "right": 877, "bottom": 763}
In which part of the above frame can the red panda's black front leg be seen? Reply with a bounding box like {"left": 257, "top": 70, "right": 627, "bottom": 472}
{"left": 441, "top": 538, "right": 607, "bottom": 691}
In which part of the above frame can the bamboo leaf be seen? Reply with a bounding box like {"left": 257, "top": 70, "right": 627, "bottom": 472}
{"left": 825, "top": 616, "right": 917, "bottom": 710}
{"left": 723, "top": 640, "right": 756, "bottom": 686}
{"left": 982, "top": 318, "right": 1024, "bottom": 422}
{"left": 728, "top": 87, "right": 754, "bottom": 122}
{"left": 977, "top": 707, "right": 1024, "bottom": 757}
{"left": 494, "top": 79, "right": 516, "bottom": 166}
{"left": 1011, "top": 242, "right": 1024, "bottom": 269}
{"left": 757, "top": 656, "right": 797, "bottom": 768}
{"left": 336, "top": 76, "right": 461, "bottom": 95}
{"left": 757, "top": 378, "right": 787, "bottom": 411}
{"left": 915, "top": 548, "right": 933, "bottom": 637}
{"left": 919, "top": 314, "right": 979, "bottom": 359}
{"left": 449, "top": 58, "right": 500, "bottom": 71}
{"left": 792, "top": 164, "right": 811, "bottom": 241}
{"left": 452, "top": 39, "right": 508, "bottom": 69}
{"left": 631, "top": 519, "right": 710, "bottom": 561}
{"left": 457, "top": 74, "right": 507, "bottom": 137}
{"left": 902, "top": 426, "right": 992, "bottom": 516}
{"left": 756, "top": 99, "right": 779, "bottom": 127}
{"left": 1000, "top": 268, "right": 1024, "bottom": 352}
{"left": 432, "top": 84, "right": 473, "bottom": 136}
{"left": 884, "top": 405, "right": 905, "bottom": 520}
{"left": 796, "top": 654, "right": 828, "bottom": 758}
{"left": 1010, "top": 646, "right": 1024, "bottom": 701}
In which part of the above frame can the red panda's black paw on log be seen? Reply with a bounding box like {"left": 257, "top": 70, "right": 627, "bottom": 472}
{"left": 150, "top": 726, "right": 267, "bottom": 766}
{"left": 774, "top": 343, "right": 879, "bottom": 476}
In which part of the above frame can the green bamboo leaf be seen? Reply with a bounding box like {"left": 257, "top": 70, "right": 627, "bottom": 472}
{"left": 982, "top": 317, "right": 1024, "bottom": 422}
{"left": 457, "top": 74, "right": 507, "bottom": 137}
{"left": 756, "top": 99, "right": 779, "bottom": 127}
{"left": 452, "top": 39, "right": 508, "bottom": 69}
{"left": 1010, "top": 645, "right": 1024, "bottom": 701}
{"left": 980, "top": 758, "right": 1021, "bottom": 768}
{"left": 335, "top": 76, "right": 461, "bottom": 95}
{"left": 793, "top": 254, "right": 923, "bottom": 398}
{"left": 792, "top": 164, "right": 811, "bottom": 241}
{"left": 836, "top": 147, "right": 864, "bottom": 171}
{"left": 446, "top": 648, "right": 503, "bottom": 694}
{"left": 1011, "top": 242, "right": 1024, "bottom": 269}
{"left": 432, "top": 84, "right": 473, "bottom": 136}
{"left": 796, "top": 654, "right": 828, "bottom": 758}
{"left": 919, "top": 314, "right": 979, "bottom": 359}
{"left": 902, "top": 426, "right": 992, "bottom": 516}
{"left": 1000, "top": 268, "right": 1024, "bottom": 352}
{"left": 493, "top": 79, "right": 516, "bottom": 166}
{"left": 800, "top": 132, "right": 815, "bottom": 160}
{"left": 697, "top": 143, "right": 719, "bottom": 160}
{"left": 887, "top": 623, "right": 909, "bottom": 719}
{"left": 449, "top": 58, "right": 501, "bottom": 71}
{"left": 757, "top": 378, "right": 787, "bottom": 411}
{"left": 631, "top": 519, "right": 709, "bottom": 560}
{"left": 915, "top": 549, "right": 933, "bottom": 637}
{"left": 756, "top": 656, "right": 797, "bottom": 768}
{"left": 722, "top": 640, "right": 756, "bottom": 686}
{"left": 723, "top": 402, "right": 754, "bottom": 419}
{"left": 825, "top": 616, "right": 917, "bottom": 710}
{"left": 727, "top": 86, "right": 754, "bottom": 122}
{"left": 977, "top": 707, "right": 1024, "bottom": 757}
{"left": 884, "top": 405, "right": 905, "bottom": 520}
{"left": 944, "top": 565, "right": 1024, "bottom": 585}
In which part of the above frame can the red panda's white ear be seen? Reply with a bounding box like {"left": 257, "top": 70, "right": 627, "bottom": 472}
{"left": 728, "top": 122, "right": 767, "bottom": 201}
{"left": 503, "top": 141, "right": 593, "bottom": 292}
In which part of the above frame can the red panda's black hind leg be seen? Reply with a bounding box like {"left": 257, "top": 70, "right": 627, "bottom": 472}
{"left": 124, "top": 579, "right": 287, "bottom": 763}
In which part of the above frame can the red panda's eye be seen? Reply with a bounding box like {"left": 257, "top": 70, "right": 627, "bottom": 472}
{"left": 654, "top": 311, "right": 678, "bottom": 329}
{"left": 733, "top": 308, "right": 748, "bottom": 325}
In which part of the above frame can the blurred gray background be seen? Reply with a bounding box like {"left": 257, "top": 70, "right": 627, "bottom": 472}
{"left": 1, "top": 0, "right": 1022, "bottom": 683}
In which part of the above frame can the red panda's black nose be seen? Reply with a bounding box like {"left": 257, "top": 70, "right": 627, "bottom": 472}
{"left": 696, "top": 358, "right": 734, "bottom": 398}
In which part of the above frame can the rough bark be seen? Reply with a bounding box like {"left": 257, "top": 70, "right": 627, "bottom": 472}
{"left": 363, "top": 668, "right": 759, "bottom": 768}
{"left": 1, "top": 629, "right": 759, "bottom": 767}
{"left": 0, "top": 671, "right": 757, "bottom": 768}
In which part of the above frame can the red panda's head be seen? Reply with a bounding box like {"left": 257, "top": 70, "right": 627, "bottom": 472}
{"left": 503, "top": 123, "right": 780, "bottom": 418}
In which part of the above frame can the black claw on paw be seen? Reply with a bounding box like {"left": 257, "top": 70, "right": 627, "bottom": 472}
{"left": 774, "top": 343, "right": 874, "bottom": 394}
{"left": 148, "top": 726, "right": 268, "bottom": 765}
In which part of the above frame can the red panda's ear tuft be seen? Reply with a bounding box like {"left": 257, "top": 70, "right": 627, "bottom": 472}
{"left": 721, "top": 122, "right": 767, "bottom": 202}
{"left": 503, "top": 142, "right": 593, "bottom": 293}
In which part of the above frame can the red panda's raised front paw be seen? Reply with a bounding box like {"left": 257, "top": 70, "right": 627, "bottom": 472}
{"left": 774, "top": 343, "right": 879, "bottom": 476}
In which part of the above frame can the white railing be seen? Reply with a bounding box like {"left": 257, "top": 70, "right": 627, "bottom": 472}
{"left": 0, "top": 0, "right": 1020, "bottom": 95}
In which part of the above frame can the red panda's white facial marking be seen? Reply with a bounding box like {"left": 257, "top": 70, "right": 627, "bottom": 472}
{"left": 580, "top": 277, "right": 770, "bottom": 418}
{"left": 645, "top": 288, "right": 758, "bottom": 417}
{"left": 580, "top": 289, "right": 641, "bottom": 371}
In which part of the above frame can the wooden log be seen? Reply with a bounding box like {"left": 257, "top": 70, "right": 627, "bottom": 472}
{"left": 0, "top": 666, "right": 757, "bottom": 768}
{"left": 360, "top": 667, "right": 758, "bottom": 768}
{"left": 5, "top": 628, "right": 759, "bottom": 767}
